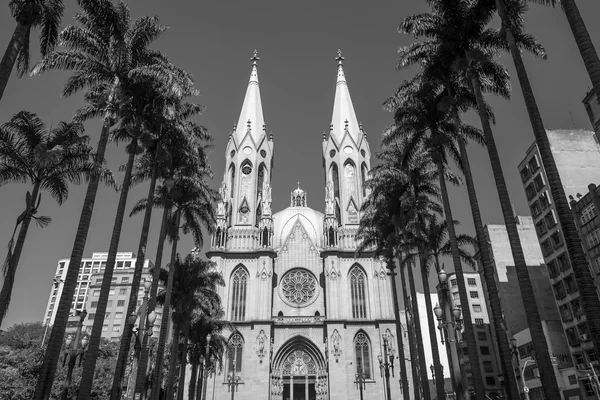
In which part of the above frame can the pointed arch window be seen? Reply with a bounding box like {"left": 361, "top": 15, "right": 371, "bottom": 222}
{"left": 330, "top": 163, "right": 341, "bottom": 224}
{"left": 344, "top": 160, "right": 358, "bottom": 200}
{"left": 354, "top": 332, "right": 372, "bottom": 379}
{"left": 361, "top": 162, "right": 368, "bottom": 197}
{"left": 228, "top": 164, "right": 235, "bottom": 199}
{"left": 256, "top": 163, "right": 266, "bottom": 225}
{"left": 350, "top": 266, "right": 368, "bottom": 319}
{"left": 230, "top": 267, "right": 248, "bottom": 321}
{"left": 228, "top": 333, "right": 244, "bottom": 377}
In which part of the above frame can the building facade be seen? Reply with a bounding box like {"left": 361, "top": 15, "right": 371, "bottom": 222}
{"left": 445, "top": 272, "right": 505, "bottom": 398}
{"left": 202, "top": 52, "right": 408, "bottom": 400}
{"left": 518, "top": 130, "right": 600, "bottom": 373}
{"left": 43, "top": 252, "right": 160, "bottom": 339}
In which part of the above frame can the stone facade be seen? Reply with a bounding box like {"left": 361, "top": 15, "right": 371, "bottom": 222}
{"left": 197, "top": 53, "right": 410, "bottom": 400}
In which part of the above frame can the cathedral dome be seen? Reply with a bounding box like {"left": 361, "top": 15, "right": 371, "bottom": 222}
{"left": 273, "top": 207, "right": 324, "bottom": 248}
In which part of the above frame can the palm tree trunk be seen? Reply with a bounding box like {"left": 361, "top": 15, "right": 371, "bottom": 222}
{"left": 34, "top": 119, "right": 112, "bottom": 400}
{"left": 406, "top": 258, "right": 431, "bottom": 400}
{"left": 467, "top": 61, "right": 561, "bottom": 399}
{"left": 111, "top": 145, "right": 162, "bottom": 400}
{"left": 188, "top": 361, "right": 198, "bottom": 400}
{"left": 177, "top": 329, "right": 189, "bottom": 400}
{"left": 77, "top": 139, "right": 138, "bottom": 400}
{"left": 457, "top": 136, "right": 521, "bottom": 400}
{"left": 167, "top": 323, "right": 181, "bottom": 400}
{"left": 497, "top": 0, "right": 600, "bottom": 366}
{"left": 387, "top": 257, "right": 410, "bottom": 400}
{"left": 149, "top": 203, "right": 170, "bottom": 311}
{"left": 560, "top": 0, "right": 600, "bottom": 101}
{"left": 419, "top": 250, "right": 446, "bottom": 400}
{"left": 0, "top": 23, "right": 28, "bottom": 102}
{"left": 151, "top": 208, "right": 182, "bottom": 400}
{"left": 435, "top": 158, "right": 486, "bottom": 399}
{"left": 0, "top": 181, "right": 41, "bottom": 324}
{"left": 399, "top": 261, "right": 421, "bottom": 399}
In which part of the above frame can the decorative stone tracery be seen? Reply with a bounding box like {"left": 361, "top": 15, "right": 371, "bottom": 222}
{"left": 281, "top": 269, "right": 317, "bottom": 306}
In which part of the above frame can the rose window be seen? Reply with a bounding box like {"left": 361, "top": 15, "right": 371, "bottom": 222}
{"left": 281, "top": 269, "right": 317, "bottom": 306}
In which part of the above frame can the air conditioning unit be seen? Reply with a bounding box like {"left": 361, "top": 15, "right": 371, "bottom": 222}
{"left": 580, "top": 333, "right": 590, "bottom": 341}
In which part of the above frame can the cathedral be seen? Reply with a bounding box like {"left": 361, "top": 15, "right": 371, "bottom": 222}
{"left": 199, "top": 51, "right": 411, "bottom": 400}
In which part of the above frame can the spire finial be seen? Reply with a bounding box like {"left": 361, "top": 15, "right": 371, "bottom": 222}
{"left": 336, "top": 49, "right": 344, "bottom": 66}
{"left": 251, "top": 49, "right": 260, "bottom": 65}
{"left": 297, "top": 181, "right": 300, "bottom": 189}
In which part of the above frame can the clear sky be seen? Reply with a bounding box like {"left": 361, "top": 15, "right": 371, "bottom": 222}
{"left": 1, "top": 0, "right": 599, "bottom": 328}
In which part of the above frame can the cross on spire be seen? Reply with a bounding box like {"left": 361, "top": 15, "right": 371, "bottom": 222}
{"left": 251, "top": 49, "right": 260, "bottom": 65}
{"left": 336, "top": 49, "right": 344, "bottom": 66}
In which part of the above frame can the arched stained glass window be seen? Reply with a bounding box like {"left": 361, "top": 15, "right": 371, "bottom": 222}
{"left": 350, "top": 266, "right": 368, "bottom": 319}
{"left": 228, "top": 333, "right": 244, "bottom": 376}
{"left": 354, "top": 332, "right": 371, "bottom": 379}
{"left": 230, "top": 267, "right": 248, "bottom": 321}
{"left": 228, "top": 164, "right": 235, "bottom": 199}
{"left": 361, "top": 162, "right": 368, "bottom": 197}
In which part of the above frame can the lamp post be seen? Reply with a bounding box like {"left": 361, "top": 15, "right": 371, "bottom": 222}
{"left": 378, "top": 336, "right": 394, "bottom": 400}
{"left": 61, "top": 309, "right": 88, "bottom": 400}
{"left": 130, "top": 278, "right": 157, "bottom": 400}
{"left": 227, "top": 360, "right": 241, "bottom": 400}
{"left": 355, "top": 357, "right": 366, "bottom": 400}
{"left": 201, "top": 333, "right": 212, "bottom": 400}
{"left": 435, "top": 269, "right": 466, "bottom": 400}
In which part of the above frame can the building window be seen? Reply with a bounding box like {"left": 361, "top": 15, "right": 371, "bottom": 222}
{"left": 539, "top": 191, "right": 551, "bottom": 209}
{"left": 230, "top": 267, "right": 248, "bottom": 322}
{"left": 91, "top": 301, "right": 98, "bottom": 308}
{"left": 553, "top": 281, "right": 566, "bottom": 300}
{"left": 587, "top": 228, "right": 600, "bottom": 248}
{"left": 467, "top": 278, "right": 477, "bottom": 286}
{"left": 109, "top": 289, "right": 115, "bottom": 295}
{"left": 523, "top": 365, "right": 538, "bottom": 381}
{"left": 547, "top": 261, "right": 560, "bottom": 278}
{"left": 119, "top": 289, "right": 127, "bottom": 295}
{"left": 564, "top": 274, "right": 577, "bottom": 293}
{"left": 541, "top": 240, "right": 553, "bottom": 257}
{"left": 112, "top": 325, "right": 120, "bottom": 332}
{"left": 580, "top": 203, "right": 597, "bottom": 225}
{"left": 452, "top": 292, "right": 460, "bottom": 300}
{"left": 116, "top": 261, "right": 124, "bottom": 269}
{"left": 469, "top": 291, "right": 479, "bottom": 299}
{"left": 450, "top": 279, "right": 457, "bottom": 287}
{"left": 520, "top": 166, "right": 531, "bottom": 182}
{"left": 478, "top": 332, "right": 487, "bottom": 341}
{"left": 577, "top": 323, "right": 591, "bottom": 341}
{"left": 557, "top": 253, "right": 571, "bottom": 272}
{"left": 47, "top": 311, "right": 52, "bottom": 317}
{"left": 122, "top": 277, "right": 130, "bottom": 283}
{"left": 227, "top": 334, "right": 243, "bottom": 377}
{"left": 551, "top": 232, "right": 563, "bottom": 249}
{"left": 88, "top": 313, "right": 95, "bottom": 320}
{"left": 480, "top": 346, "right": 490, "bottom": 355}
{"left": 594, "top": 256, "right": 600, "bottom": 275}
{"left": 518, "top": 343, "right": 534, "bottom": 359}
{"left": 533, "top": 174, "right": 545, "bottom": 191}
{"left": 485, "top": 376, "right": 496, "bottom": 386}
{"left": 102, "top": 325, "right": 108, "bottom": 332}
{"left": 528, "top": 155, "right": 540, "bottom": 172}
{"left": 107, "top": 300, "right": 113, "bottom": 307}
{"left": 95, "top": 279, "right": 103, "bottom": 285}
{"left": 473, "top": 304, "right": 482, "bottom": 313}
{"left": 583, "top": 380, "right": 595, "bottom": 396}
{"left": 125, "top": 261, "right": 132, "bottom": 269}
{"left": 117, "top": 300, "right": 125, "bottom": 307}
{"left": 571, "top": 299, "right": 584, "bottom": 319}
{"left": 115, "top": 312, "right": 123, "bottom": 319}
{"left": 105, "top": 312, "right": 110, "bottom": 318}
{"left": 475, "top": 318, "right": 484, "bottom": 325}
{"left": 535, "top": 220, "right": 547, "bottom": 236}
{"left": 111, "top": 277, "right": 117, "bottom": 283}
{"left": 354, "top": 332, "right": 372, "bottom": 379}
{"left": 350, "top": 266, "right": 368, "bottom": 319}
{"left": 531, "top": 201, "right": 541, "bottom": 218}
{"left": 568, "top": 374, "right": 577, "bottom": 385}
{"left": 559, "top": 304, "right": 574, "bottom": 322}
{"left": 525, "top": 183, "right": 536, "bottom": 200}
{"left": 544, "top": 211, "right": 557, "bottom": 228}
{"left": 565, "top": 327, "right": 580, "bottom": 347}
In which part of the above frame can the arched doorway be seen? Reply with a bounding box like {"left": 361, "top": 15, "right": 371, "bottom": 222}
{"left": 271, "top": 336, "right": 328, "bottom": 400}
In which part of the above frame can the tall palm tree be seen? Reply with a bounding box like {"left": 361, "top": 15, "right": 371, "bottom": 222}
{"left": 110, "top": 100, "right": 206, "bottom": 400}
{"left": 0, "top": 0, "right": 64, "bottom": 101}
{"left": 155, "top": 255, "right": 224, "bottom": 400}
{"left": 494, "top": 0, "right": 600, "bottom": 358}
{"left": 383, "top": 80, "right": 487, "bottom": 399}
{"left": 0, "top": 111, "right": 106, "bottom": 325}
{"left": 32, "top": 2, "right": 185, "bottom": 396}
{"left": 187, "top": 310, "right": 229, "bottom": 400}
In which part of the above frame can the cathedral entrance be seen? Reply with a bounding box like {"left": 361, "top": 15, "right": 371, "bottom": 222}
{"left": 271, "top": 336, "right": 328, "bottom": 400}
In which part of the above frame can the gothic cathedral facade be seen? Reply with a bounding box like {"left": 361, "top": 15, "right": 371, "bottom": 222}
{"left": 200, "top": 52, "right": 410, "bottom": 400}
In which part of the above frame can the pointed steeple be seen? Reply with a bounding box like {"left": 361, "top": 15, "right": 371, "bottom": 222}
{"left": 330, "top": 50, "right": 360, "bottom": 143}
{"left": 234, "top": 50, "right": 265, "bottom": 143}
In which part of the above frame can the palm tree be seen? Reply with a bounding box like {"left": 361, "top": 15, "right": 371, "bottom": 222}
{"left": 383, "top": 79, "right": 487, "bottom": 399}
{"left": 494, "top": 0, "right": 600, "bottom": 359}
{"left": 0, "top": 0, "right": 64, "bottom": 101}
{"left": 155, "top": 255, "right": 224, "bottom": 400}
{"left": 0, "top": 111, "right": 105, "bottom": 325}
{"left": 32, "top": 2, "right": 185, "bottom": 396}
{"left": 187, "top": 310, "right": 229, "bottom": 400}
{"left": 110, "top": 100, "right": 206, "bottom": 400}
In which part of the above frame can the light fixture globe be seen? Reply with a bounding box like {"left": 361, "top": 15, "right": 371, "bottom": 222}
{"left": 510, "top": 337, "right": 518, "bottom": 348}
{"left": 147, "top": 311, "right": 157, "bottom": 325}
{"left": 128, "top": 312, "right": 138, "bottom": 326}
{"left": 438, "top": 269, "right": 448, "bottom": 284}
{"left": 378, "top": 354, "right": 383, "bottom": 364}
{"left": 81, "top": 336, "right": 89, "bottom": 348}
{"left": 452, "top": 306, "right": 462, "bottom": 320}
{"left": 164, "top": 178, "right": 175, "bottom": 191}
{"left": 143, "top": 279, "right": 152, "bottom": 291}
{"left": 65, "top": 335, "right": 73, "bottom": 347}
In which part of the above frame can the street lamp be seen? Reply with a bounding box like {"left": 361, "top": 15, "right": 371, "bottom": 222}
{"left": 130, "top": 278, "right": 157, "bottom": 400}
{"left": 226, "top": 360, "right": 241, "bottom": 400}
{"left": 378, "top": 336, "right": 394, "bottom": 400}
{"left": 61, "top": 309, "right": 88, "bottom": 400}
{"left": 201, "top": 333, "right": 212, "bottom": 400}
{"left": 435, "top": 269, "right": 466, "bottom": 400}
{"left": 355, "top": 357, "right": 366, "bottom": 400}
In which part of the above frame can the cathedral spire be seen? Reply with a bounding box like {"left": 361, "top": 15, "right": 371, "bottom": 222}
{"left": 234, "top": 49, "right": 265, "bottom": 143}
{"left": 330, "top": 50, "right": 360, "bottom": 143}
